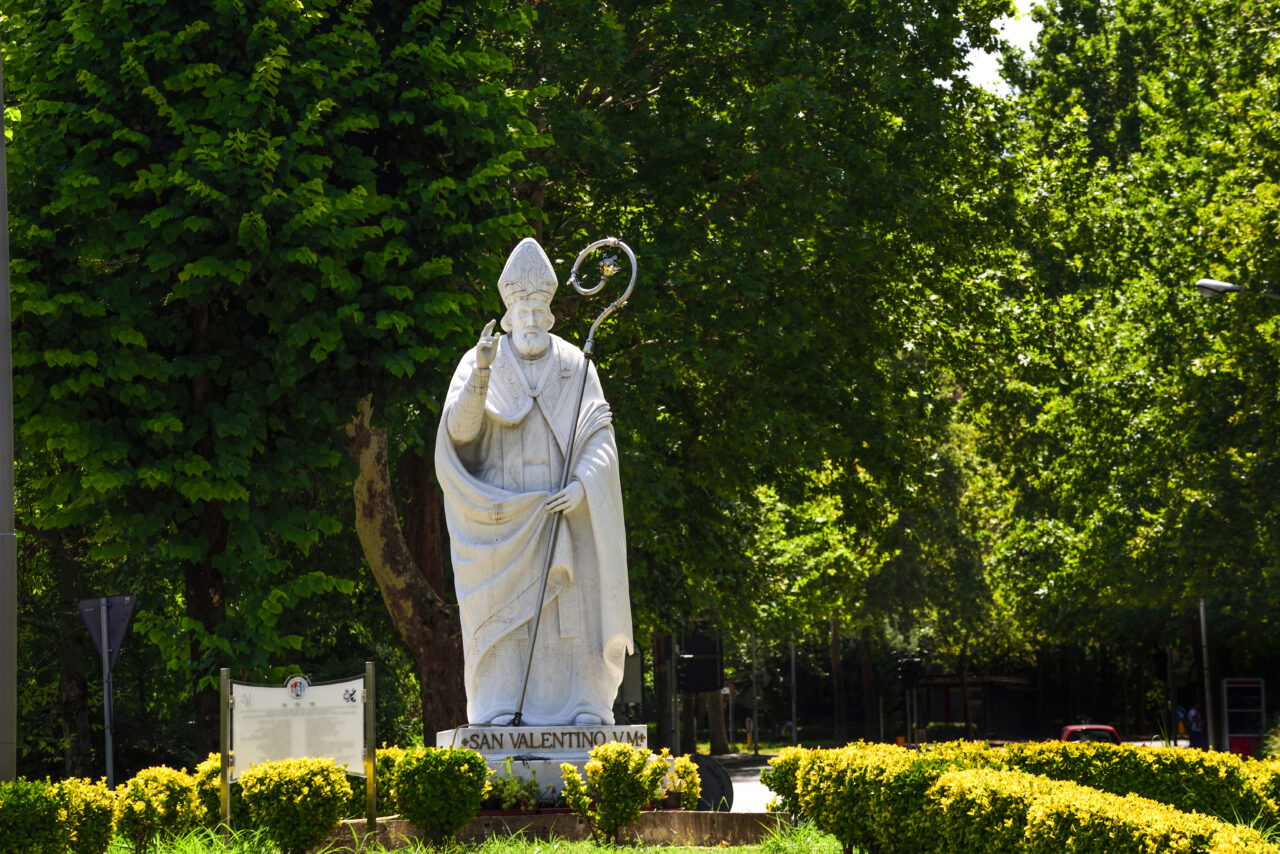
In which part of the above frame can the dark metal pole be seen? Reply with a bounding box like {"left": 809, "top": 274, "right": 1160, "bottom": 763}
{"left": 790, "top": 640, "right": 798, "bottom": 746}
{"left": 364, "top": 661, "right": 376, "bottom": 835}
{"left": 751, "top": 629, "right": 759, "bottom": 756}
{"left": 220, "top": 668, "right": 231, "bottom": 829}
{"left": 0, "top": 39, "right": 18, "bottom": 784}
{"left": 99, "top": 599, "right": 114, "bottom": 787}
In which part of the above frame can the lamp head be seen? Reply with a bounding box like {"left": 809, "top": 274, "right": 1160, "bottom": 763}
{"left": 1195, "top": 278, "right": 1242, "bottom": 298}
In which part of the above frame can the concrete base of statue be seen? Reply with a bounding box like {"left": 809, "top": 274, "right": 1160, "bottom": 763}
{"left": 437, "top": 724, "right": 648, "bottom": 793}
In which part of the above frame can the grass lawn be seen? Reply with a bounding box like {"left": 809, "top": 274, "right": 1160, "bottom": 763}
{"left": 104, "top": 822, "right": 843, "bottom": 854}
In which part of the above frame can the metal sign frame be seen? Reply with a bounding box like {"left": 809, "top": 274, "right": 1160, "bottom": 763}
{"left": 219, "top": 663, "right": 376, "bottom": 833}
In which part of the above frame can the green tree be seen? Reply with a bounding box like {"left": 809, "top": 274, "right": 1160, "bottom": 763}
{"left": 975, "top": 0, "right": 1280, "bottom": 724}
{"left": 5, "top": 0, "right": 543, "bottom": 755}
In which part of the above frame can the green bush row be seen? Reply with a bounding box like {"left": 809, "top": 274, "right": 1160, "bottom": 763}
{"left": 0, "top": 776, "right": 114, "bottom": 854}
{"left": 931, "top": 767, "right": 1273, "bottom": 853}
{"left": 4, "top": 740, "right": 701, "bottom": 851}
{"left": 1002, "top": 740, "right": 1280, "bottom": 825}
{"left": 762, "top": 743, "right": 1280, "bottom": 854}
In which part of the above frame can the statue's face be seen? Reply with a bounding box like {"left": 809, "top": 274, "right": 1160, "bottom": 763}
{"left": 510, "top": 298, "right": 552, "bottom": 358}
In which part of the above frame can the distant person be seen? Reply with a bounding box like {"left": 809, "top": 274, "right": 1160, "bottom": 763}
{"left": 1188, "top": 704, "right": 1205, "bottom": 748}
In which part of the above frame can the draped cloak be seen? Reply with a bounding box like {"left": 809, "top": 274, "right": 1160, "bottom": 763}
{"left": 435, "top": 334, "right": 633, "bottom": 725}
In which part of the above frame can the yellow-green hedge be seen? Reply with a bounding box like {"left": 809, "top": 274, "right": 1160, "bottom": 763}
{"left": 929, "top": 767, "right": 1275, "bottom": 853}
{"left": 763, "top": 743, "right": 1280, "bottom": 854}
{"left": 1002, "top": 741, "right": 1280, "bottom": 825}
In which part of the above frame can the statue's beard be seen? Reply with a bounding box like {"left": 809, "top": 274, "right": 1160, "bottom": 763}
{"left": 512, "top": 330, "right": 550, "bottom": 359}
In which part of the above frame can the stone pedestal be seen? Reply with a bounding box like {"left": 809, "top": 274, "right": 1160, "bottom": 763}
{"left": 437, "top": 724, "right": 648, "bottom": 792}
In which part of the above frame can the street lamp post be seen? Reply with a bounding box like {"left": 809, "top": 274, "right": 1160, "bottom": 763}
{"left": 1188, "top": 276, "right": 1278, "bottom": 750}
{"left": 0, "top": 40, "right": 17, "bottom": 783}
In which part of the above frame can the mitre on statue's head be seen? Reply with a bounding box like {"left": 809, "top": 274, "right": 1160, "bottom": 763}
{"left": 498, "top": 237, "right": 558, "bottom": 308}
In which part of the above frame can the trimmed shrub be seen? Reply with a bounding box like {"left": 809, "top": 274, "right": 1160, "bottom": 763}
{"left": 1002, "top": 741, "right": 1279, "bottom": 825}
{"left": 192, "top": 753, "right": 246, "bottom": 829}
{"left": 57, "top": 777, "right": 115, "bottom": 854}
{"left": 113, "top": 766, "right": 200, "bottom": 853}
{"left": 239, "top": 757, "right": 351, "bottom": 854}
{"left": 794, "top": 743, "right": 954, "bottom": 854}
{"left": 782, "top": 742, "right": 998, "bottom": 854}
{"left": 927, "top": 767, "right": 1276, "bottom": 853}
{"left": 0, "top": 778, "right": 64, "bottom": 854}
{"left": 393, "top": 746, "right": 489, "bottom": 844}
{"left": 560, "top": 741, "right": 670, "bottom": 843}
{"left": 760, "top": 746, "right": 809, "bottom": 817}
{"left": 342, "top": 745, "right": 407, "bottom": 820}
{"left": 666, "top": 753, "right": 701, "bottom": 811}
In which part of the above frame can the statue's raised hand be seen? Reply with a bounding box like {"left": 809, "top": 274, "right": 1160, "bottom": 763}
{"left": 475, "top": 319, "right": 500, "bottom": 370}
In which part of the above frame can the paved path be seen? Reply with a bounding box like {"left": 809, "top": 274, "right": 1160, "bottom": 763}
{"left": 714, "top": 752, "right": 776, "bottom": 813}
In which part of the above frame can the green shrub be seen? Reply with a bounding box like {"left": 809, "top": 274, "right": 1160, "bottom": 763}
{"left": 343, "top": 745, "right": 407, "bottom": 819}
{"left": 192, "top": 753, "right": 247, "bottom": 829}
{"left": 789, "top": 742, "right": 998, "bottom": 854}
{"left": 393, "top": 746, "right": 490, "bottom": 844}
{"left": 113, "top": 766, "right": 200, "bottom": 853}
{"left": 929, "top": 767, "right": 1275, "bottom": 853}
{"left": 483, "top": 757, "right": 548, "bottom": 812}
{"left": 560, "top": 741, "right": 669, "bottom": 843}
{"left": 760, "top": 746, "right": 809, "bottom": 817}
{"left": 665, "top": 753, "right": 701, "bottom": 811}
{"left": 1002, "top": 741, "right": 1279, "bottom": 825}
{"left": 0, "top": 778, "right": 64, "bottom": 854}
{"left": 57, "top": 777, "right": 115, "bottom": 854}
{"left": 238, "top": 757, "right": 351, "bottom": 854}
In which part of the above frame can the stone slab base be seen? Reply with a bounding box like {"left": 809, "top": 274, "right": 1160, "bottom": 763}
{"left": 437, "top": 723, "right": 647, "bottom": 754}
{"left": 437, "top": 724, "right": 648, "bottom": 793}
{"left": 319, "top": 811, "right": 792, "bottom": 850}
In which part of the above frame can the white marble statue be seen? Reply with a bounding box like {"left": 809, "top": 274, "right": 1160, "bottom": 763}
{"left": 435, "top": 237, "right": 633, "bottom": 727}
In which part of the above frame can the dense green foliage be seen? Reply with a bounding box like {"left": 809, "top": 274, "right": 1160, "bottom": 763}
{"left": 0, "top": 778, "right": 64, "bottom": 854}
{"left": 238, "top": 758, "right": 350, "bottom": 854}
{"left": 929, "top": 767, "right": 1274, "bottom": 854}
{"left": 113, "top": 766, "right": 200, "bottom": 853}
{"left": 1003, "top": 741, "right": 1278, "bottom": 825}
{"left": 560, "top": 742, "right": 670, "bottom": 844}
{"left": 6, "top": 0, "right": 1280, "bottom": 771}
{"left": 58, "top": 777, "right": 117, "bottom": 854}
{"left": 763, "top": 744, "right": 1278, "bottom": 854}
{"left": 391, "top": 747, "right": 489, "bottom": 844}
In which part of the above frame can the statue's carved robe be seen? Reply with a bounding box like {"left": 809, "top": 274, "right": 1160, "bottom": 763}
{"left": 435, "top": 334, "right": 633, "bottom": 725}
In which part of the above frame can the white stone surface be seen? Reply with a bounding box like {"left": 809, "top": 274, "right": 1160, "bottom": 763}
{"left": 435, "top": 237, "right": 633, "bottom": 726}
{"left": 437, "top": 724, "right": 648, "bottom": 792}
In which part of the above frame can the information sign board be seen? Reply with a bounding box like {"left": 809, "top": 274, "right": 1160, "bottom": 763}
{"left": 230, "top": 675, "right": 366, "bottom": 780}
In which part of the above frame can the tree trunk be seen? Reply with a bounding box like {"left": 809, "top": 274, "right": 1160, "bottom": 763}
{"left": 346, "top": 396, "right": 466, "bottom": 737}
{"left": 830, "top": 616, "right": 847, "bottom": 743}
{"left": 680, "top": 693, "right": 697, "bottom": 755}
{"left": 56, "top": 534, "right": 93, "bottom": 777}
{"left": 706, "top": 689, "right": 729, "bottom": 755}
{"left": 859, "top": 626, "right": 876, "bottom": 741}
{"left": 186, "top": 499, "right": 228, "bottom": 759}
{"left": 654, "top": 634, "right": 671, "bottom": 750}
{"left": 960, "top": 635, "right": 973, "bottom": 740}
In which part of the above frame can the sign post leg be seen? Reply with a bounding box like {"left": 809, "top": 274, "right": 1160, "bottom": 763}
{"left": 220, "top": 668, "right": 230, "bottom": 831}
{"left": 365, "top": 661, "right": 376, "bottom": 837}
{"left": 99, "top": 598, "right": 113, "bottom": 787}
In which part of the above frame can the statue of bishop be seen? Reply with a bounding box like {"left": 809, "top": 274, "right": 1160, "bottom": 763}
{"left": 435, "top": 237, "right": 633, "bottom": 726}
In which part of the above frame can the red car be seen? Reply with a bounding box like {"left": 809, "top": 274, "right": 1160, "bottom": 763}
{"left": 1060, "top": 724, "right": 1121, "bottom": 744}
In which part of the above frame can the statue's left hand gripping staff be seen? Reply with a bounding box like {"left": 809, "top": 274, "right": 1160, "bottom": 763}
{"left": 511, "top": 237, "right": 637, "bottom": 728}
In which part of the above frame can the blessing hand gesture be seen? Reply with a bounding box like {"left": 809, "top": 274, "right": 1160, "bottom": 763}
{"left": 476, "top": 319, "right": 501, "bottom": 370}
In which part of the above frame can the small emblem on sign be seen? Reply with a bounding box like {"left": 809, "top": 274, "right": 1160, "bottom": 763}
{"left": 285, "top": 675, "right": 309, "bottom": 700}
{"left": 343, "top": 689, "right": 357, "bottom": 703}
